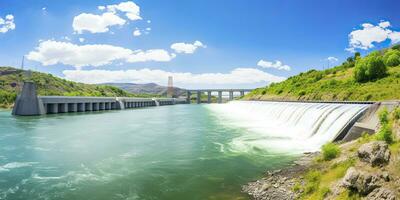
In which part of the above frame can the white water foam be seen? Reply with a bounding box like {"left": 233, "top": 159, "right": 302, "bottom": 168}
{"left": 0, "top": 162, "right": 38, "bottom": 172}
{"left": 207, "top": 101, "right": 368, "bottom": 153}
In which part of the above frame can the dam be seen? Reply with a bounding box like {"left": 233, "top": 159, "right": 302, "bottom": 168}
{"left": 12, "top": 82, "right": 187, "bottom": 116}
{"left": 3, "top": 83, "right": 400, "bottom": 199}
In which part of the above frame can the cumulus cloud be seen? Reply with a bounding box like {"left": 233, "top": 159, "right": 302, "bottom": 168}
{"left": 26, "top": 40, "right": 176, "bottom": 69}
{"left": 73, "top": 12, "right": 126, "bottom": 34}
{"left": 346, "top": 20, "right": 400, "bottom": 52}
{"left": 79, "top": 38, "right": 85, "bottom": 42}
{"left": 257, "top": 59, "right": 291, "bottom": 71}
{"left": 170, "top": 40, "right": 206, "bottom": 54}
{"left": 133, "top": 29, "right": 141, "bottom": 36}
{"left": 73, "top": 1, "right": 142, "bottom": 34}
{"left": 62, "top": 68, "right": 286, "bottom": 87}
{"left": 104, "top": 1, "right": 141, "bottom": 21}
{"left": 0, "top": 14, "right": 15, "bottom": 33}
{"left": 326, "top": 56, "right": 338, "bottom": 63}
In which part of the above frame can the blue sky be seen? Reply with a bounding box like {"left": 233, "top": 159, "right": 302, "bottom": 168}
{"left": 0, "top": 0, "right": 399, "bottom": 89}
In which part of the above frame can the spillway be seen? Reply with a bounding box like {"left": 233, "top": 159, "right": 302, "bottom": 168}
{"left": 207, "top": 101, "right": 369, "bottom": 153}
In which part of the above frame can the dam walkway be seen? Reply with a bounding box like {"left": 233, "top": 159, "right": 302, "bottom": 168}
{"left": 12, "top": 82, "right": 187, "bottom": 116}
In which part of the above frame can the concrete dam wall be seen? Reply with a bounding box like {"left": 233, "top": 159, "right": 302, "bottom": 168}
{"left": 12, "top": 82, "right": 187, "bottom": 116}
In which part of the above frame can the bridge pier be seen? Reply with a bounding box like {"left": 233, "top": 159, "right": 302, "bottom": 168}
{"left": 207, "top": 91, "right": 212, "bottom": 103}
{"left": 240, "top": 91, "right": 245, "bottom": 96}
{"left": 229, "top": 91, "right": 233, "bottom": 101}
{"left": 197, "top": 91, "right": 201, "bottom": 104}
{"left": 218, "top": 91, "right": 222, "bottom": 103}
{"left": 187, "top": 91, "right": 191, "bottom": 104}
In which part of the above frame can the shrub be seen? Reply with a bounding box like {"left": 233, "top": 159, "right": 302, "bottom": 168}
{"left": 304, "top": 170, "right": 322, "bottom": 194}
{"left": 383, "top": 49, "right": 400, "bottom": 67}
{"left": 375, "top": 124, "right": 394, "bottom": 144}
{"left": 354, "top": 52, "right": 387, "bottom": 82}
{"left": 394, "top": 107, "right": 400, "bottom": 120}
{"left": 378, "top": 107, "right": 389, "bottom": 124}
{"left": 321, "top": 142, "right": 341, "bottom": 161}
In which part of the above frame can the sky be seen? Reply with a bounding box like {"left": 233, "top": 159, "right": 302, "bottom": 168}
{"left": 0, "top": 0, "right": 399, "bottom": 89}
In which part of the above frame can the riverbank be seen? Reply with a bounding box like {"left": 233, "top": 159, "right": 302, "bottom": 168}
{"left": 243, "top": 106, "right": 400, "bottom": 200}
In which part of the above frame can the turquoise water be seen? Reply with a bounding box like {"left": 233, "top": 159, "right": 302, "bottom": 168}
{"left": 0, "top": 105, "right": 297, "bottom": 200}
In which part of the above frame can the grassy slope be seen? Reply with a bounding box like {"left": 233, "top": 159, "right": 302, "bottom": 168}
{"left": 244, "top": 52, "right": 400, "bottom": 102}
{"left": 296, "top": 108, "right": 400, "bottom": 199}
{"left": 0, "top": 66, "right": 157, "bottom": 108}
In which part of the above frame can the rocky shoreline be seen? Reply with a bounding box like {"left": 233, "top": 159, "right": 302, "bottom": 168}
{"left": 242, "top": 152, "right": 319, "bottom": 200}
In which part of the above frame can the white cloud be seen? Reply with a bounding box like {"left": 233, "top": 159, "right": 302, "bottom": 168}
{"left": 147, "top": 20, "right": 151, "bottom": 23}
{"left": 133, "top": 29, "right": 141, "bottom": 36}
{"left": 79, "top": 38, "right": 85, "bottom": 42}
{"left": 26, "top": 40, "right": 176, "bottom": 69}
{"left": 326, "top": 56, "right": 338, "bottom": 63}
{"left": 146, "top": 27, "right": 151, "bottom": 31}
{"left": 170, "top": 40, "right": 206, "bottom": 54}
{"left": 62, "top": 68, "right": 286, "bottom": 87}
{"left": 73, "top": 1, "right": 142, "bottom": 34}
{"left": 346, "top": 20, "right": 400, "bottom": 52}
{"left": 104, "top": 1, "right": 142, "bottom": 21}
{"left": 0, "top": 14, "right": 15, "bottom": 33}
{"left": 73, "top": 12, "right": 126, "bottom": 34}
{"left": 257, "top": 59, "right": 291, "bottom": 71}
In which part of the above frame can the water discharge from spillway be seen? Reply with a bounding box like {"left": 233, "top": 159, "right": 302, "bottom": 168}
{"left": 207, "top": 101, "right": 369, "bottom": 153}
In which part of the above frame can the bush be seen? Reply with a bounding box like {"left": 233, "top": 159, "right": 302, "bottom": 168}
{"left": 321, "top": 142, "right": 341, "bottom": 161}
{"left": 304, "top": 170, "right": 322, "bottom": 194}
{"left": 383, "top": 49, "right": 400, "bottom": 67}
{"left": 375, "top": 124, "right": 394, "bottom": 144}
{"left": 354, "top": 52, "right": 387, "bottom": 82}
{"left": 378, "top": 107, "right": 389, "bottom": 124}
{"left": 394, "top": 107, "right": 400, "bottom": 120}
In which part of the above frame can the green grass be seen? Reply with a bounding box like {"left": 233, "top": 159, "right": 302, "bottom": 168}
{"left": 321, "top": 142, "right": 341, "bottom": 161}
{"left": 244, "top": 46, "right": 400, "bottom": 101}
{"left": 0, "top": 66, "right": 158, "bottom": 108}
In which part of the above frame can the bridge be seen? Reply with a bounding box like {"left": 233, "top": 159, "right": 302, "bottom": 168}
{"left": 186, "top": 89, "right": 253, "bottom": 104}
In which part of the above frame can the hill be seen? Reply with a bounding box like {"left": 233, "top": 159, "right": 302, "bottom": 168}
{"left": 0, "top": 67, "right": 157, "bottom": 108}
{"left": 245, "top": 45, "right": 400, "bottom": 101}
{"left": 100, "top": 82, "right": 186, "bottom": 97}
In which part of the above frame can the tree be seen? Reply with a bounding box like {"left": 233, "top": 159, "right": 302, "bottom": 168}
{"left": 383, "top": 49, "right": 400, "bottom": 67}
{"left": 354, "top": 52, "right": 387, "bottom": 82}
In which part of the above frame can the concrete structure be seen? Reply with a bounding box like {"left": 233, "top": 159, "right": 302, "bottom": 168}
{"left": 186, "top": 89, "right": 252, "bottom": 104}
{"left": 13, "top": 82, "right": 187, "bottom": 116}
{"left": 333, "top": 101, "right": 400, "bottom": 142}
{"left": 12, "top": 82, "right": 45, "bottom": 116}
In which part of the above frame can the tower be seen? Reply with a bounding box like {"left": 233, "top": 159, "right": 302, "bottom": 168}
{"left": 167, "top": 76, "right": 174, "bottom": 98}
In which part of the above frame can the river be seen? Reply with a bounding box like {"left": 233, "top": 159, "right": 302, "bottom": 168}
{"left": 0, "top": 103, "right": 300, "bottom": 200}
{"left": 0, "top": 101, "right": 368, "bottom": 199}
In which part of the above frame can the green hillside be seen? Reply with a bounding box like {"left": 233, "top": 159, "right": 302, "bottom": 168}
{"left": 0, "top": 67, "right": 156, "bottom": 108}
{"left": 245, "top": 45, "right": 400, "bottom": 101}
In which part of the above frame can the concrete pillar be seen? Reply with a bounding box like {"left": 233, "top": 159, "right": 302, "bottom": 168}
{"left": 68, "top": 103, "right": 77, "bottom": 112}
{"left": 77, "top": 103, "right": 84, "bottom": 112}
{"left": 85, "top": 103, "right": 92, "bottom": 111}
{"left": 197, "top": 91, "right": 201, "bottom": 104}
{"left": 187, "top": 91, "right": 191, "bottom": 104}
{"left": 229, "top": 91, "right": 233, "bottom": 101}
{"left": 99, "top": 102, "right": 105, "bottom": 110}
{"left": 218, "top": 91, "right": 222, "bottom": 103}
{"left": 105, "top": 102, "right": 110, "bottom": 110}
{"left": 92, "top": 103, "right": 99, "bottom": 111}
{"left": 58, "top": 103, "right": 67, "bottom": 113}
{"left": 240, "top": 91, "right": 245, "bottom": 97}
{"left": 207, "top": 91, "right": 212, "bottom": 103}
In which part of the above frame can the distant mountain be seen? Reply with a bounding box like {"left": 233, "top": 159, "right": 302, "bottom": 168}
{"left": 100, "top": 83, "right": 187, "bottom": 97}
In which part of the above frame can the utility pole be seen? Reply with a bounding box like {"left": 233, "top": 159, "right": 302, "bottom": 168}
{"left": 167, "top": 76, "right": 174, "bottom": 98}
